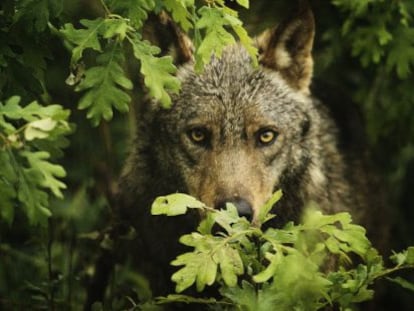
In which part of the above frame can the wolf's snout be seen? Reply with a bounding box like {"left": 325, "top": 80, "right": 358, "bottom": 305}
{"left": 215, "top": 197, "right": 253, "bottom": 221}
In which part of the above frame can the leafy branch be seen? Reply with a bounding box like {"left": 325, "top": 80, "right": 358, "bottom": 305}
{"left": 331, "top": 0, "right": 414, "bottom": 78}
{"left": 149, "top": 192, "right": 414, "bottom": 310}
{"left": 57, "top": 0, "right": 257, "bottom": 124}
{"left": 0, "top": 96, "right": 71, "bottom": 226}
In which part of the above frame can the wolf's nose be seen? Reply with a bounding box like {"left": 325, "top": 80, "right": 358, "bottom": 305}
{"left": 215, "top": 198, "right": 253, "bottom": 221}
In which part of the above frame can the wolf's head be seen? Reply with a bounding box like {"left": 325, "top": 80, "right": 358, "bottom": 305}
{"left": 144, "top": 4, "right": 335, "bottom": 223}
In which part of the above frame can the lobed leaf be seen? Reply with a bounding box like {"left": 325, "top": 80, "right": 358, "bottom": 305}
{"left": 108, "top": 0, "right": 156, "bottom": 29}
{"left": 215, "top": 245, "right": 244, "bottom": 287}
{"left": 24, "top": 118, "right": 57, "bottom": 141}
{"left": 221, "top": 281, "right": 278, "bottom": 311}
{"left": 75, "top": 44, "right": 132, "bottom": 126}
{"left": 60, "top": 18, "right": 105, "bottom": 64}
{"left": 256, "top": 190, "right": 282, "bottom": 225}
{"left": 163, "top": 0, "right": 194, "bottom": 31}
{"left": 101, "top": 18, "right": 130, "bottom": 40}
{"left": 151, "top": 193, "right": 205, "bottom": 216}
{"left": 253, "top": 251, "right": 283, "bottom": 283}
{"left": 17, "top": 165, "right": 51, "bottom": 226}
{"left": 14, "top": 0, "right": 63, "bottom": 32}
{"left": 129, "top": 35, "right": 181, "bottom": 107}
{"left": 171, "top": 253, "right": 199, "bottom": 292}
{"left": 0, "top": 97, "right": 71, "bottom": 226}
{"left": 386, "top": 26, "right": 414, "bottom": 79}
{"left": 171, "top": 251, "right": 217, "bottom": 292}
{"left": 195, "top": 6, "right": 236, "bottom": 72}
{"left": 21, "top": 151, "right": 66, "bottom": 198}
{"left": 222, "top": 6, "right": 257, "bottom": 66}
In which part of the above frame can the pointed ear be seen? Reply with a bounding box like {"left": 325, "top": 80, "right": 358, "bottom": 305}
{"left": 256, "top": 3, "right": 315, "bottom": 93}
{"left": 152, "top": 11, "right": 194, "bottom": 65}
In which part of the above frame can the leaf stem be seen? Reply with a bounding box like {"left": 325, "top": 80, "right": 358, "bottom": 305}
{"left": 99, "top": 0, "right": 111, "bottom": 16}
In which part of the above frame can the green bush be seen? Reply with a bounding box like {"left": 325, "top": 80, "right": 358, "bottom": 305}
{"left": 146, "top": 193, "right": 414, "bottom": 310}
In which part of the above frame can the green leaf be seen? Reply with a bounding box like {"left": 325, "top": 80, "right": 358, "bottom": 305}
{"left": 263, "top": 227, "right": 297, "bottom": 244}
{"left": 386, "top": 26, "right": 414, "bottom": 79}
{"left": 406, "top": 246, "right": 414, "bottom": 264}
{"left": 180, "top": 233, "right": 222, "bottom": 254}
{"left": 390, "top": 250, "right": 408, "bottom": 266}
{"left": 171, "top": 252, "right": 204, "bottom": 292}
{"left": 101, "top": 18, "right": 129, "bottom": 40}
{"left": 213, "top": 203, "right": 245, "bottom": 233}
{"left": 108, "top": 0, "right": 156, "bottom": 29}
{"left": 60, "top": 18, "right": 105, "bottom": 64}
{"left": 253, "top": 251, "right": 282, "bottom": 283}
{"left": 151, "top": 193, "right": 205, "bottom": 216}
{"left": 75, "top": 44, "right": 132, "bottom": 126}
{"left": 269, "top": 252, "right": 331, "bottom": 310}
{"left": 221, "top": 281, "right": 258, "bottom": 310}
{"left": 17, "top": 165, "right": 51, "bottom": 226}
{"left": 21, "top": 151, "right": 66, "bottom": 198}
{"left": 221, "top": 281, "right": 277, "bottom": 311}
{"left": 0, "top": 97, "right": 70, "bottom": 226}
{"left": 215, "top": 245, "right": 244, "bottom": 287}
{"left": 196, "top": 253, "right": 217, "bottom": 291}
{"left": 391, "top": 247, "right": 414, "bottom": 266}
{"left": 197, "top": 212, "right": 215, "bottom": 234}
{"left": 223, "top": 6, "right": 257, "bottom": 66}
{"left": 195, "top": 6, "right": 236, "bottom": 71}
{"left": 24, "top": 118, "right": 57, "bottom": 141}
{"left": 129, "top": 34, "right": 181, "bottom": 107}
{"left": 163, "top": 0, "right": 193, "bottom": 31}
{"left": 236, "top": 0, "right": 249, "bottom": 9}
{"left": 257, "top": 189, "right": 282, "bottom": 225}
{"left": 15, "top": 0, "right": 63, "bottom": 32}
{"left": 331, "top": 0, "right": 373, "bottom": 16}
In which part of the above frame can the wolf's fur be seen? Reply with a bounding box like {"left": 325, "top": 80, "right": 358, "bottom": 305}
{"left": 111, "top": 4, "right": 383, "bottom": 300}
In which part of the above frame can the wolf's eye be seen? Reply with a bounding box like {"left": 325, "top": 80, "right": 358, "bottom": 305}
{"left": 188, "top": 127, "right": 209, "bottom": 145}
{"left": 257, "top": 129, "right": 278, "bottom": 146}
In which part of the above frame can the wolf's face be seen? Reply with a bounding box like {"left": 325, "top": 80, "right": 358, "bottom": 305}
{"left": 155, "top": 47, "right": 317, "bottom": 222}
{"left": 150, "top": 5, "right": 318, "bottom": 222}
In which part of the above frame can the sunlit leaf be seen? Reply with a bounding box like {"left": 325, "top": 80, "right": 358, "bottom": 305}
{"left": 151, "top": 193, "right": 205, "bottom": 216}
{"left": 128, "top": 34, "right": 180, "bottom": 107}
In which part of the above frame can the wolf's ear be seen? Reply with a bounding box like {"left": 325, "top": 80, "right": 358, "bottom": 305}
{"left": 256, "top": 3, "right": 315, "bottom": 93}
{"left": 148, "top": 12, "right": 194, "bottom": 65}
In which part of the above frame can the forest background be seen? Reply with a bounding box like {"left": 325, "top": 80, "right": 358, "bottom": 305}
{"left": 0, "top": 0, "right": 413, "bottom": 310}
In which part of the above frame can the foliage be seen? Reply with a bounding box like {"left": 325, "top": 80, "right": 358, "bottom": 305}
{"left": 147, "top": 193, "right": 414, "bottom": 310}
{"left": 314, "top": 0, "right": 414, "bottom": 179}
{"left": 58, "top": 0, "right": 256, "bottom": 119}
{"left": 0, "top": 96, "right": 71, "bottom": 226}
{"left": 1, "top": 0, "right": 414, "bottom": 310}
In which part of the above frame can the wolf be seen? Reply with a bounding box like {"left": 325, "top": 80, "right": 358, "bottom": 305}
{"left": 86, "top": 3, "right": 386, "bottom": 308}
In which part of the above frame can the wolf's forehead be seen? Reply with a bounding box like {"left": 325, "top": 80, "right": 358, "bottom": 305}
{"left": 178, "top": 45, "right": 294, "bottom": 98}
{"left": 176, "top": 66, "right": 297, "bottom": 119}
{"left": 170, "top": 44, "right": 307, "bottom": 131}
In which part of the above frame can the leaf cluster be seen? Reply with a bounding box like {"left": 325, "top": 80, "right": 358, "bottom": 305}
{"left": 332, "top": 0, "right": 414, "bottom": 78}
{"left": 0, "top": 96, "right": 71, "bottom": 226}
{"left": 150, "top": 193, "right": 414, "bottom": 310}
{"left": 57, "top": 0, "right": 257, "bottom": 124}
